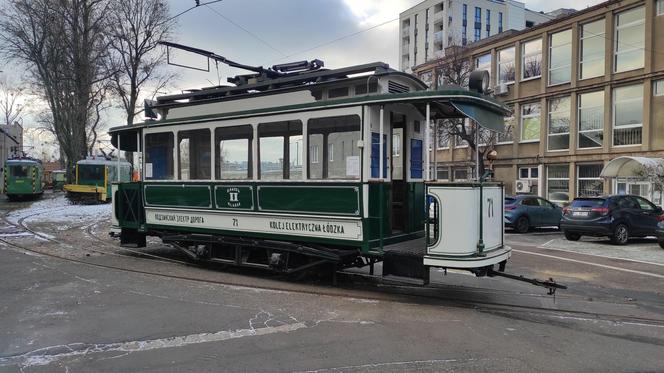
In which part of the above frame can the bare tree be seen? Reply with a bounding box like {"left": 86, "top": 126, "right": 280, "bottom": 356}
{"left": 108, "top": 0, "right": 175, "bottom": 126}
{"left": 432, "top": 43, "right": 508, "bottom": 177}
{"left": 0, "top": 77, "right": 29, "bottom": 126}
{"left": 0, "top": 0, "right": 114, "bottom": 178}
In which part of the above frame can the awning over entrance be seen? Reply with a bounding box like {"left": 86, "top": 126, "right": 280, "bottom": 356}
{"left": 600, "top": 156, "right": 664, "bottom": 178}
{"left": 450, "top": 101, "right": 505, "bottom": 132}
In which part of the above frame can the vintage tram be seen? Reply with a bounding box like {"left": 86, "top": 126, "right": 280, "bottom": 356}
{"left": 108, "top": 47, "right": 562, "bottom": 291}
{"left": 64, "top": 157, "right": 132, "bottom": 204}
{"left": 3, "top": 157, "right": 44, "bottom": 201}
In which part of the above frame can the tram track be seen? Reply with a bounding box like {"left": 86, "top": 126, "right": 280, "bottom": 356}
{"left": 2, "top": 203, "right": 664, "bottom": 329}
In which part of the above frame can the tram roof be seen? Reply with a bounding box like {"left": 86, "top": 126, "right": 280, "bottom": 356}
{"left": 77, "top": 158, "right": 131, "bottom": 167}
{"left": 5, "top": 159, "right": 42, "bottom": 165}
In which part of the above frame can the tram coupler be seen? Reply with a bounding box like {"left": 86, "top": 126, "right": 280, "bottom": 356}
{"left": 488, "top": 269, "right": 567, "bottom": 296}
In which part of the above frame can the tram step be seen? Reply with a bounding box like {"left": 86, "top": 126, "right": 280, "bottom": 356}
{"left": 382, "top": 250, "right": 426, "bottom": 280}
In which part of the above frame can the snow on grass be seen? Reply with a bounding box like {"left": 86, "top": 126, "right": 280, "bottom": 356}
{"left": 7, "top": 195, "right": 111, "bottom": 228}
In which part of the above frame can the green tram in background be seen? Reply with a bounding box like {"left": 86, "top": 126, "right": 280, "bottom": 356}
{"left": 3, "top": 157, "right": 44, "bottom": 201}
{"left": 64, "top": 157, "right": 132, "bottom": 204}
{"left": 108, "top": 44, "right": 564, "bottom": 292}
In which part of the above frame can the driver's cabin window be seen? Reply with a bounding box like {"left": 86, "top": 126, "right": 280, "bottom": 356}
{"left": 307, "top": 115, "right": 361, "bottom": 180}
{"left": 178, "top": 129, "right": 211, "bottom": 180}
{"left": 258, "top": 120, "right": 302, "bottom": 180}
{"left": 145, "top": 132, "right": 174, "bottom": 180}
{"left": 216, "top": 125, "right": 253, "bottom": 180}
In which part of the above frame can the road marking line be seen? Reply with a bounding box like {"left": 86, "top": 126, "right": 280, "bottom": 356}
{"left": 534, "top": 245, "right": 664, "bottom": 268}
{"left": 512, "top": 249, "right": 664, "bottom": 279}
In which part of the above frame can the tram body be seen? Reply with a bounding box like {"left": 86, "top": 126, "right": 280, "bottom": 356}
{"left": 3, "top": 158, "right": 44, "bottom": 200}
{"left": 64, "top": 157, "right": 132, "bottom": 203}
{"left": 109, "top": 61, "right": 513, "bottom": 281}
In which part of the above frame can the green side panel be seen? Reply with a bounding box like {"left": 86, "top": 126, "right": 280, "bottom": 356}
{"left": 144, "top": 184, "right": 212, "bottom": 208}
{"left": 367, "top": 183, "right": 391, "bottom": 242}
{"left": 257, "top": 185, "right": 360, "bottom": 215}
{"left": 407, "top": 182, "right": 425, "bottom": 233}
{"left": 214, "top": 185, "right": 254, "bottom": 210}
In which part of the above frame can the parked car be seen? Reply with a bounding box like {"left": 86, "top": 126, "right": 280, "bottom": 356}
{"left": 657, "top": 221, "right": 664, "bottom": 249}
{"left": 504, "top": 195, "right": 563, "bottom": 233}
{"left": 561, "top": 195, "right": 664, "bottom": 245}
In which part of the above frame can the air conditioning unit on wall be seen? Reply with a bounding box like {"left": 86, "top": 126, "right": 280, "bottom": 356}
{"left": 494, "top": 83, "right": 508, "bottom": 96}
{"left": 515, "top": 179, "right": 532, "bottom": 194}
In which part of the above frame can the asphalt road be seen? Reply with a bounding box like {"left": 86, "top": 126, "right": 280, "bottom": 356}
{"left": 1, "top": 198, "right": 664, "bottom": 372}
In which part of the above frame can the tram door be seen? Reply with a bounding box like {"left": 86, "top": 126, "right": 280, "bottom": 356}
{"left": 391, "top": 113, "right": 407, "bottom": 234}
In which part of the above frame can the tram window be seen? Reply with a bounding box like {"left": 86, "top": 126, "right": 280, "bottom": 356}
{"left": 355, "top": 82, "right": 378, "bottom": 95}
{"left": 178, "top": 129, "right": 211, "bottom": 180}
{"left": 328, "top": 87, "right": 348, "bottom": 99}
{"left": 145, "top": 132, "right": 174, "bottom": 180}
{"left": 307, "top": 115, "right": 361, "bottom": 180}
{"left": 215, "top": 125, "right": 252, "bottom": 180}
{"left": 258, "top": 120, "right": 302, "bottom": 180}
{"left": 10, "top": 166, "right": 29, "bottom": 177}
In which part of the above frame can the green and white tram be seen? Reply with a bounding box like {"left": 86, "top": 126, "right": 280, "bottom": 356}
{"left": 109, "top": 47, "right": 563, "bottom": 291}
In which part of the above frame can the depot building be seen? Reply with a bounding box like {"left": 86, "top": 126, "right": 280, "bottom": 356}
{"left": 410, "top": 0, "right": 664, "bottom": 206}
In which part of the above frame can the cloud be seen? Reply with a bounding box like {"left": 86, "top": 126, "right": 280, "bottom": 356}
{"left": 342, "top": 0, "right": 417, "bottom": 26}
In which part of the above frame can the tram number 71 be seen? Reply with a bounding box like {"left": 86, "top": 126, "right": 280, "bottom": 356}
{"left": 232, "top": 218, "right": 239, "bottom": 227}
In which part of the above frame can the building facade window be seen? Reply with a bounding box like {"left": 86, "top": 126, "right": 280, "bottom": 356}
{"left": 577, "top": 164, "right": 604, "bottom": 197}
{"left": 498, "top": 12, "right": 503, "bottom": 33}
{"left": 549, "top": 29, "right": 572, "bottom": 85}
{"left": 654, "top": 79, "right": 664, "bottom": 96}
{"left": 436, "top": 167, "right": 449, "bottom": 180}
{"left": 475, "top": 54, "right": 491, "bottom": 82}
{"left": 521, "top": 102, "right": 541, "bottom": 142}
{"left": 614, "top": 6, "right": 645, "bottom": 73}
{"left": 579, "top": 19, "right": 605, "bottom": 80}
{"left": 474, "top": 7, "right": 481, "bottom": 24}
{"left": 578, "top": 90, "right": 604, "bottom": 149}
{"left": 613, "top": 84, "right": 643, "bottom": 146}
{"left": 547, "top": 96, "right": 571, "bottom": 151}
{"left": 521, "top": 39, "right": 542, "bottom": 80}
{"left": 547, "top": 165, "right": 569, "bottom": 206}
{"left": 462, "top": 4, "right": 467, "bottom": 45}
{"left": 453, "top": 168, "right": 468, "bottom": 181}
{"left": 310, "top": 145, "right": 319, "bottom": 164}
{"left": 658, "top": 0, "right": 664, "bottom": 16}
{"left": 474, "top": 28, "right": 481, "bottom": 42}
{"left": 497, "top": 47, "right": 515, "bottom": 85}
{"left": 486, "top": 9, "right": 491, "bottom": 37}
{"left": 497, "top": 107, "right": 514, "bottom": 144}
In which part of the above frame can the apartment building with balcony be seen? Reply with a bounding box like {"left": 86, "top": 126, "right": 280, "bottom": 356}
{"left": 399, "top": 0, "right": 555, "bottom": 72}
{"left": 412, "top": 0, "right": 664, "bottom": 207}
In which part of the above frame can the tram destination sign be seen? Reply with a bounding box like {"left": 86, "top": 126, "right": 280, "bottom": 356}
{"left": 145, "top": 208, "right": 363, "bottom": 241}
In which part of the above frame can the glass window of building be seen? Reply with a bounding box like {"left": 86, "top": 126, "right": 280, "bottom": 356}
{"left": 486, "top": 9, "right": 491, "bottom": 37}
{"left": 579, "top": 19, "right": 605, "bottom": 79}
{"left": 547, "top": 165, "right": 569, "bottom": 206}
{"left": 258, "top": 120, "right": 302, "bottom": 180}
{"left": 614, "top": 6, "right": 645, "bottom": 73}
{"left": 521, "top": 103, "right": 541, "bottom": 142}
{"left": 578, "top": 90, "right": 604, "bottom": 148}
{"left": 307, "top": 115, "right": 361, "bottom": 180}
{"left": 577, "top": 164, "right": 604, "bottom": 197}
{"left": 436, "top": 167, "right": 449, "bottom": 180}
{"left": 216, "top": 125, "right": 253, "bottom": 180}
{"left": 145, "top": 132, "right": 174, "bottom": 180}
{"left": 497, "top": 47, "right": 516, "bottom": 85}
{"left": 521, "top": 39, "right": 542, "bottom": 80}
{"left": 497, "top": 109, "right": 514, "bottom": 143}
{"left": 613, "top": 84, "right": 643, "bottom": 146}
{"left": 549, "top": 29, "right": 572, "bottom": 85}
{"left": 453, "top": 168, "right": 468, "bottom": 181}
{"left": 498, "top": 12, "right": 503, "bottom": 33}
{"left": 654, "top": 80, "right": 664, "bottom": 96}
{"left": 178, "top": 129, "right": 211, "bottom": 180}
{"left": 475, "top": 54, "right": 491, "bottom": 81}
{"left": 547, "top": 96, "right": 571, "bottom": 151}
{"left": 474, "top": 28, "right": 481, "bottom": 42}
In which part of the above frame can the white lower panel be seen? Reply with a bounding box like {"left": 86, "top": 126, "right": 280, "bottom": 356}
{"left": 423, "top": 246, "right": 511, "bottom": 269}
{"left": 145, "top": 208, "right": 363, "bottom": 241}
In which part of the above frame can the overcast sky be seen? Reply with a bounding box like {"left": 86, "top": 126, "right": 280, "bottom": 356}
{"left": 165, "top": 0, "right": 605, "bottom": 92}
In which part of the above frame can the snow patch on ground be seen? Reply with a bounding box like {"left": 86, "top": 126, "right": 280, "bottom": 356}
{"left": 6, "top": 195, "right": 111, "bottom": 227}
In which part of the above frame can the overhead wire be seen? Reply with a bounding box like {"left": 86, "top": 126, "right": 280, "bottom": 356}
{"left": 166, "top": 0, "right": 225, "bottom": 22}
{"left": 204, "top": 3, "right": 287, "bottom": 57}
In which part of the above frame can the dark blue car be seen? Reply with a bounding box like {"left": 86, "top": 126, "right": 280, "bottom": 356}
{"left": 561, "top": 195, "right": 664, "bottom": 245}
{"left": 504, "top": 195, "right": 563, "bottom": 233}
{"left": 657, "top": 221, "right": 664, "bottom": 249}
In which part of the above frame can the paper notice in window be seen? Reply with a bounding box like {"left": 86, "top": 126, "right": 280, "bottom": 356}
{"left": 145, "top": 163, "right": 153, "bottom": 178}
{"left": 346, "top": 156, "right": 360, "bottom": 177}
